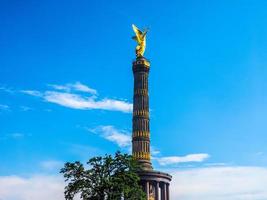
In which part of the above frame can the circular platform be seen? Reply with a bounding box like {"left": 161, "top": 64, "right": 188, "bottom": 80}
{"left": 138, "top": 169, "right": 172, "bottom": 183}
{"left": 138, "top": 169, "right": 172, "bottom": 200}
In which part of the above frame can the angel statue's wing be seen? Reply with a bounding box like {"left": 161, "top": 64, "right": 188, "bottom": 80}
{"left": 132, "top": 24, "right": 143, "bottom": 43}
{"left": 143, "top": 28, "right": 149, "bottom": 37}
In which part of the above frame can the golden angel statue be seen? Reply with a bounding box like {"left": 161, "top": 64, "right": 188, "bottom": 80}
{"left": 132, "top": 24, "right": 148, "bottom": 57}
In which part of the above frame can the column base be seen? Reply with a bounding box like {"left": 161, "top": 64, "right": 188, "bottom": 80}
{"left": 138, "top": 159, "right": 153, "bottom": 170}
{"left": 138, "top": 170, "right": 172, "bottom": 200}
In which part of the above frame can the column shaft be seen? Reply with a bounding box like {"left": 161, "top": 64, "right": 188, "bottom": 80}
{"left": 161, "top": 184, "right": 164, "bottom": 200}
{"left": 155, "top": 182, "right": 159, "bottom": 200}
{"left": 146, "top": 181, "right": 150, "bottom": 200}
{"left": 166, "top": 184, "right": 170, "bottom": 200}
{"left": 164, "top": 183, "right": 167, "bottom": 200}
{"left": 132, "top": 57, "right": 152, "bottom": 169}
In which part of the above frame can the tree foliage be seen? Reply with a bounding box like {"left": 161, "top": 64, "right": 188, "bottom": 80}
{"left": 60, "top": 151, "right": 146, "bottom": 200}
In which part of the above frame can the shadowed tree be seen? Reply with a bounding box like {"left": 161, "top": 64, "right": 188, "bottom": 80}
{"left": 60, "top": 151, "right": 146, "bottom": 200}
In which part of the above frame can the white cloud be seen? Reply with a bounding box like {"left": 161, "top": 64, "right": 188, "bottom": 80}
{"left": 156, "top": 153, "right": 210, "bottom": 166}
{"left": 1, "top": 166, "right": 267, "bottom": 200}
{"left": 22, "top": 83, "right": 132, "bottom": 113}
{"left": 70, "top": 82, "right": 97, "bottom": 94}
{"left": 89, "top": 125, "right": 131, "bottom": 147}
{"left": 0, "top": 175, "right": 65, "bottom": 200}
{"left": 170, "top": 166, "right": 267, "bottom": 200}
{"left": 43, "top": 91, "right": 132, "bottom": 112}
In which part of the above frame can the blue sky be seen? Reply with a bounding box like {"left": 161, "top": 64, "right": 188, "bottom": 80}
{"left": 0, "top": 0, "right": 267, "bottom": 199}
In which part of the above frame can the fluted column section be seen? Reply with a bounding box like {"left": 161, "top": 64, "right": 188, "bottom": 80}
{"left": 166, "top": 183, "right": 170, "bottom": 200}
{"left": 132, "top": 57, "right": 152, "bottom": 170}
{"left": 155, "top": 182, "right": 159, "bottom": 200}
{"left": 145, "top": 181, "right": 150, "bottom": 200}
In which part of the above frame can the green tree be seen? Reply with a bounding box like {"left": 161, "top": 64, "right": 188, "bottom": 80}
{"left": 60, "top": 151, "right": 146, "bottom": 200}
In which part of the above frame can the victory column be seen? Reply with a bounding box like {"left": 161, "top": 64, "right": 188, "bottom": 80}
{"left": 131, "top": 24, "right": 172, "bottom": 200}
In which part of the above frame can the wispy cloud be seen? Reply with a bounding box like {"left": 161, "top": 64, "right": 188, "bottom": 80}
{"left": 156, "top": 154, "right": 210, "bottom": 166}
{"left": 204, "top": 163, "right": 227, "bottom": 167}
{"left": 21, "top": 90, "right": 42, "bottom": 97}
{"left": 0, "top": 104, "right": 9, "bottom": 111}
{"left": 20, "top": 106, "right": 32, "bottom": 112}
{"left": 0, "top": 133, "right": 26, "bottom": 141}
{"left": 9, "top": 133, "right": 25, "bottom": 139}
{"left": 151, "top": 146, "right": 161, "bottom": 156}
{"left": 48, "top": 82, "right": 97, "bottom": 95}
{"left": 0, "top": 86, "right": 14, "bottom": 94}
{"left": 40, "top": 160, "right": 64, "bottom": 171}
{"left": 68, "top": 143, "right": 103, "bottom": 160}
{"left": 21, "top": 82, "right": 132, "bottom": 113}
{"left": 88, "top": 125, "right": 131, "bottom": 147}
{"left": 256, "top": 151, "right": 264, "bottom": 156}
